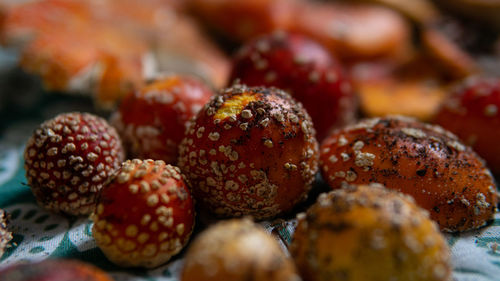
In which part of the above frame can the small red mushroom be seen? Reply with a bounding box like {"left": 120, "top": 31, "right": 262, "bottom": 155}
{"left": 319, "top": 116, "right": 497, "bottom": 232}
{"left": 92, "top": 159, "right": 195, "bottom": 268}
{"left": 111, "top": 75, "right": 213, "bottom": 164}
{"left": 24, "top": 112, "right": 125, "bottom": 216}
{"left": 434, "top": 76, "right": 500, "bottom": 175}
{"left": 0, "top": 259, "right": 113, "bottom": 281}
{"left": 231, "top": 32, "right": 357, "bottom": 140}
{"left": 178, "top": 84, "right": 319, "bottom": 220}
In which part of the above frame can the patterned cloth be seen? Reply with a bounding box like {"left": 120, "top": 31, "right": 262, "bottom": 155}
{"left": 0, "top": 67, "right": 499, "bottom": 281}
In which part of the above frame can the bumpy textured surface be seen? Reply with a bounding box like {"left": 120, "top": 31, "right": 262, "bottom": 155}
{"left": 178, "top": 84, "right": 319, "bottom": 219}
{"left": 92, "top": 159, "right": 195, "bottom": 268}
{"left": 291, "top": 184, "right": 452, "bottom": 281}
{"left": 24, "top": 112, "right": 124, "bottom": 216}
{"left": 435, "top": 76, "right": 500, "bottom": 175}
{"left": 0, "top": 209, "right": 12, "bottom": 258}
{"left": 111, "top": 75, "right": 213, "bottom": 164}
{"left": 231, "top": 32, "right": 357, "bottom": 140}
{"left": 320, "top": 116, "right": 498, "bottom": 232}
{"left": 181, "top": 218, "right": 300, "bottom": 281}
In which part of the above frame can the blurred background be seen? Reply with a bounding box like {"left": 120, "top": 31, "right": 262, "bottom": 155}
{"left": 0, "top": 0, "right": 499, "bottom": 133}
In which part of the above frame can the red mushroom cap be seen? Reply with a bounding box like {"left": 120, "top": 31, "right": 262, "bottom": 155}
{"left": 434, "top": 76, "right": 500, "bottom": 174}
{"left": 231, "top": 31, "right": 357, "bottom": 140}
{"left": 92, "top": 159, "right": 195, "bottom": 268}
{"left": 178, "top": 84, "right": 319, "bottom": 220}
{"left": 24, "top": 112, "right": 125, "bottom": 216}
{"left": 319, "top": 116, "right": 497, "bottom": 232}
{"left": 111, "top": 75, "right": 213, "bottom": 164}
